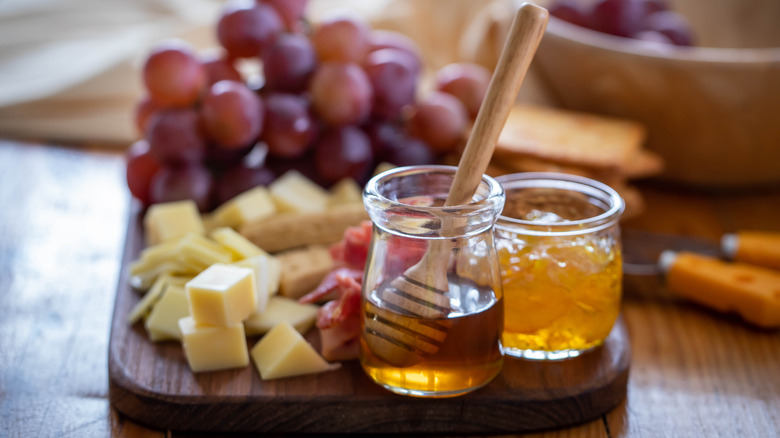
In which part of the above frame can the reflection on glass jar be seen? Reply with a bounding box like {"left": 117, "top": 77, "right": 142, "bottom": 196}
{"left": 360, "top": 165, "right": 505, "bottom": 398}
{"left": 494, "top": 173, "right": 624, "bottom": 360}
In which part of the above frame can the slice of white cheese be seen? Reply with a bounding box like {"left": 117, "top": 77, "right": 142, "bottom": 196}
{"left": 233, "top": 254, "right": 281, "bottom": 314}
{"left": 244, "top": 296, "right": 318, "bottom": 336}
{"left": 145, "top": 285, "right": 189, "bottom": 342}
{"left": 250, "top": 321, "right": 340, "bottom": 380}
{"left": 269, "top": 170, "right": 329, "bottom": 213}
{"left": 144, "top": 200, "right": 205, "bottom": 246}
{"left": 211, "top": 185, "right": 277, "bottom": 229}
{"left": 211, "top": 227, "right": 268, "bottom": 260}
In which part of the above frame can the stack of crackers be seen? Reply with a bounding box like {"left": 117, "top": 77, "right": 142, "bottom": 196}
{"left": 486, "top": 104, "right": 663, "bottom": 219}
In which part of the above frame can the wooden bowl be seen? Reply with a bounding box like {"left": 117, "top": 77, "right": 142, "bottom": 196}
{"left": 530, "top": 0, "right": 780, "bottom": 188}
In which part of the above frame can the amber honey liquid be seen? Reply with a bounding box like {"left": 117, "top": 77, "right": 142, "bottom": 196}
{"left": 359, "top": 279, "right": 503, "bottom": 398}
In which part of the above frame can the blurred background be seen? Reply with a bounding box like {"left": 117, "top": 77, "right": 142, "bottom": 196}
{"left": 0, "top": 0, "right": 778, "bottom": 188}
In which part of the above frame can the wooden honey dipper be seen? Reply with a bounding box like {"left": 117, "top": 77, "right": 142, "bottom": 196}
{"left": 364, "top": 3, "right": 549, "bottom": 368}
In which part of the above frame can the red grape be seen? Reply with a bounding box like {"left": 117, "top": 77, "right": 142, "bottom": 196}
{"left": 265, "top": 152, "right": 322, "bottom": 184}
{"left": 310, "top": 62, "right": 373, "bottom": 126}
{"left": 434, "top": 62, "right": 491, "bottom": 119}
{"left": 145, "top": 108, "right": 206, "bottom": 165}
{"left": 262, "top": 33, "right": 317, "bottom": 93}
{"left": 149, "top": 163, "right": 214, "bottom": 211}
{"left": 590, "top": 0, "right": 645, "bottom": 38}
{"left": 142, "top": 39, "right": 206, "bottom": 107}
{"left": 217, "top": 0, "right": 283, "bottom": 58}
{"left": 364, "top": 119, "right": 404, "bottom": 161}
{"left": 364, "top": 48, "right": 418, "bottom": 121}
{"left": 367, "top": 30, "right": 422, "bottom": 74}
{"left": 201, "top": 50, "right": 242, "bottom": 86}
{"left": 311, "top": 15, "right": 370, "bottom": 63}
{"left": 262, "top": 93, "right": 318, "bottom": 158}
{"left": 383, "top": 136, "right": 435, "bottom": 167}
{"left": 639, "top": 0, "right": 668, "bottom": 15}
{"left": 201, "top": 80, "right": 264, "bottom": 150}
{"left": 205, "top": 142, "right": 255, "bottom": 169}
{"left": 262, "top": 0, "right": 308, "bottom": 32}
{"left": 134, "top": 95, "right": 163, "bottom": 135}
{"left": 214, "top": 164, "right": 276, "bottom": 205}
{"left": 314, "top": 126, "right": 373, "bottom": 184}
{"left": 549, "top": 0, "right": 592, "bottom": 28}
{"left": 125, "top": 140, "right": 161, "bottom": 205}
{"left": 641, "top": 11, "right": 693, "bottom": 46}
{"left": 406, "top": 91, "right": 468, "bottom": 154}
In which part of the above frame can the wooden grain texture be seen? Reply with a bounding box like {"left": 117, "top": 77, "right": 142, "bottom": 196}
{"left": 2, "top": 140, "right": 779, "bottom": 438}
{"left": 109, "top": 203, "right": 629, "bottom": 434}
{"left": 532, "top": 0, "right": 780, "bottom": 187}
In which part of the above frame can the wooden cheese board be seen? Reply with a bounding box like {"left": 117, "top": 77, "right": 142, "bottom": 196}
{"left": 108, "top": 204, "right": 630, "bottom": 434}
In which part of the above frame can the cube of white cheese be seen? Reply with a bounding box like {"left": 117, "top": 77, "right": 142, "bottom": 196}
{"left": 145, "top": 285, "right": 189, "bottom": 342}
{"left": 233, "top": 254, "right": 281, "bottom": 314}
{"left": 186, "top": 264, "right": 257, "bottom": 327}
{"left": 269, "top": 170, "right": 329, "bottom": 213}
{"left": 211, "top": 186, "right": 276, "bottom": 229}
{"left": 328, "top": 178, "right": 363, "bottom": 208}
{"left": 144, "top": 200, "right": 205, "bottom": 246}
{"left": 250, "top": 321, "right": 339, "bottom": 380}
{"left": 178, "top": 316, "right": 249, "bottom": 372}
{"left": 244, "top": 296, "right": 319, "bottom": 336}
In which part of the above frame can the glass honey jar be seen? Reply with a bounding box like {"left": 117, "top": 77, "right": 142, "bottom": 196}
{"left": 360, "top": 165, "right": 505, "bottom": 398}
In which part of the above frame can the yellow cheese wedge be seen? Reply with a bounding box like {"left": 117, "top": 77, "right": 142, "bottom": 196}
{"left": 211, "top": 186, "right": 277, "bottom": 229}
{"left": 178, "top": 316, "right": 249, "bottom": 372}
{"left": 665, "top": 251, "right": 780, "bottom": 328}
{"left": 269, "top": 170, "right": 329, "bottom": 213}
{"left": 328, "top": 178, "right": 363, "bottom": 208}
{"left": 244, "top": 296, "right": 319, "bottom": 336}
{"left": 186, "top": 263, "right": 257, "bottom": 327}
{"left": 144, "top": 200, "right": 205, "bottom": 246}
{"left": 176, "top": 233, "right": 234, "bottom": 271}
{"left": 145, "top": 285, "right": 189, "bottom": 342}
{"left": 211, "top": 227, "right": 268, "bottom": 260}
{"left": 250, "top": 321, "right": 340, "bottom": 380}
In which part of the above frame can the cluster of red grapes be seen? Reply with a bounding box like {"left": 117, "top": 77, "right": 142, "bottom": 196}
{"left": 550, "top": 0, "right": 694, "bottom": 46}
{"left": 126, "top": 0, "right": 491, "bottom": 211}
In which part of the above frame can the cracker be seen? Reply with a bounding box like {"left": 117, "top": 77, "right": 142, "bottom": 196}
{"left": 277, "top": 246, "right": 333, "bottom": 300}
{"left": 496, "top": 104, "right": 646, "bottom": 170}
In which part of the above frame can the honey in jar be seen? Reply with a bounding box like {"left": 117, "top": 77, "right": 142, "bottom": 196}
{"left": 494, "top": 173, "right": 624, "bottom": 360}
{"left": 360, "top": 165, "right": 505, "bottom": 397}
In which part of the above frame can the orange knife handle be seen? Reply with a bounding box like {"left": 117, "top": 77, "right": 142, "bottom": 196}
{"left": 662, "top": 251, "right": 780, "bottom": 329}
{"left": 722, "top": 231, "right": 780, "bottom": 271}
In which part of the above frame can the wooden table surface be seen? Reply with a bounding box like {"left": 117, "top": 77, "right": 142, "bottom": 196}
{"left": 1, "top": 139, "right": 778, "bottom": 437}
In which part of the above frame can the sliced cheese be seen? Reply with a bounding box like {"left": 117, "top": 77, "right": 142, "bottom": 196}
{"left": 250, "top": 321, "right": 339, "bottom": 380}
{"left": 178, "top": 316, "right": 249, "bottom": 372}
{"left": 144, "top": 200, "right": 204, "bottom": 246}
{"left": 269, "top": 170, "right": 329, "bottom": 213}
{"left": 212, "top": 186, "right": 276, "bottom": 228}
{"left": 211, "top": 227, "right": 268, "bottom": 260}
{"left": 145, "top": 285, "right": 189, "bottom": 342}
{"left": 244, "top": 296, "right": 319, "bottom": 336}
{"left": 328, "top": 178, "right": 363, "bottom": 208}
{"left": 176, "top": 233, "right": 234, "bottom": 271}
{"left": 186, "top": 263, "right": 257, "bottom": 327}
